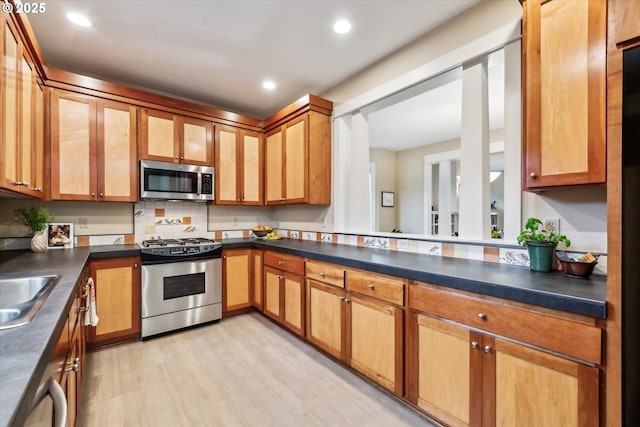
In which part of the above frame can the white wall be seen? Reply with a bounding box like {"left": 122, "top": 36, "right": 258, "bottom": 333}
{"left": 370, "top": 148, "right": 397, "bottom": 232}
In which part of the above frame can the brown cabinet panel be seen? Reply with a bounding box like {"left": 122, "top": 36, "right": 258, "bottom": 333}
{"left": 612, "top": 0, "right": 640, "bottom": 46}
{"left": 252, "top": 249, "right": 264, "bottom": 310}
{"left": 346, "top": 268, "right": 405, "bottom": 306}
{"left": 306, "top": 279, "right": 346, "bottom": 360}
{"left": 222, "top": 248, "right": 252, "bottom": 313}
{"left": 87, "top": 256, "right": 141, "bottom": 349}
{"left": 264, "top": 251, "right": 305, "bottom": 275}
{"left": 522, "top": 0, "right": 606, "bottom": 189}
{"left": 264, "top": 266, "right": 282, "bottom": 321}
{"left": 306, "top": 260, "right": 345, "bottom": 288}
{"left": 282, "top": 272, "right": 305, "bottom": 336}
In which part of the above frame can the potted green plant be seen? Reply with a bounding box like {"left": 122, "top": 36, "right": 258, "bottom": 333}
{"left": 15, "top": 207, "right": 55, "bottom": 252}
{"left": 517, "top": 217, "right": 570, "bottom": 272}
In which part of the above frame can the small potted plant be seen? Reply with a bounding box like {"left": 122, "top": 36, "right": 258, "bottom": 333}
{"left": 15, "top": 207, "right": 55, "bottom": 252}
{"left": 517, "top": 217, "right": 570, "bottom": 272}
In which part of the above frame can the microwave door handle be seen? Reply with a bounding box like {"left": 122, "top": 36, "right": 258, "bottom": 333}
{"left": 197, "top": 173, "right": 202, "bottom": 196}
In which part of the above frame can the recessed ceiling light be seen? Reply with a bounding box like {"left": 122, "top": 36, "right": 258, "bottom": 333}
{"left": 66, "top": 12, "right": 91, "bottom": 27}
{"left": 262, "top": 80, "right": 276, "bottom": 90}
{"left": 333, "top": 19, "right": 351, "bottom": 34}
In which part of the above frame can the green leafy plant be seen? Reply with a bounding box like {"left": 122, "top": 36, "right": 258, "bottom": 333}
{"left": 15, "top": 207, "right": 54, "bottom": 232}
{"left": 516, "top": 217, "right": 570, "bottom": 247}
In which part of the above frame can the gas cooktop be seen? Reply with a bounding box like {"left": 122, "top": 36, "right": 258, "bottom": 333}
{"left": 139, "top": 237, "right": 217, "bottom": 248}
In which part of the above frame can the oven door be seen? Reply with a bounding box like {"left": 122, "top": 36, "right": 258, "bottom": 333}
{"left": 141, "top": 258, "right": 221, "bottom": 319}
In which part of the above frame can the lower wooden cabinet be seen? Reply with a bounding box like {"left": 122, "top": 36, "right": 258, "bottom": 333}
{"left": 264, "top": 265, "right": 305, "bottom": 336}
{"left": 223, "top": 248, "right": 252, "bottom": 314}
{"left": 407, "top": 283, "right": 601, "bottom": 427}
{"left": 307, "top": 279, "right": 346, "bottom": 360}
{"left": 87, "top": 256, "right": 141, "bottom": 349}
{"left": 252, "top": 249, "right": 264, "bottom": 310}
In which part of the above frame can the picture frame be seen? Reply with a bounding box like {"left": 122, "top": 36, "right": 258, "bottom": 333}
{"left": 47, "top": 223, "right": 74, "bottom": 249}
{"left": 381, "top": 191, "right": 395, "bottom": 207}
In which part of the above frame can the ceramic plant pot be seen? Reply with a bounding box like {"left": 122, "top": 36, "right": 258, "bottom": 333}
{"left": 526, "top": 240, "right": 556, "bottom": 272}
{"left": 31, "top": 230, "right": 48, "bottom": 252}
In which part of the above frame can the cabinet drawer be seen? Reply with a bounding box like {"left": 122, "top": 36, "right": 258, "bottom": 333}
{"left": 409, "top": 283, "right": 602, "bottom": 365}
{"left": 264, "top": 251, "right": 305, "bottom": 275}
{"left": 306, "top": 260, "right": 345, "bottom": 288}
{"left": 345, "top": 269, "right": 405, "bottom": 306}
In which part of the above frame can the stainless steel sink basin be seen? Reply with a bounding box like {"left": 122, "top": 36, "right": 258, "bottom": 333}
{"left": 0, "top": 275, "right": 61, "bottom": 330}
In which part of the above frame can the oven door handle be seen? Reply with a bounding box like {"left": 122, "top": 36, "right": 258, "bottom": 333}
{"left": 30, "top": 377, "right": 67, "bottom": 427}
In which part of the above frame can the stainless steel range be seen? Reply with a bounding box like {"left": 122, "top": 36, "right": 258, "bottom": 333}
{"left": 139, "top": 237, "right": 222, "bottom": 339}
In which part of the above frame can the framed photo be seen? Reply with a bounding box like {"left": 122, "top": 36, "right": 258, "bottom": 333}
{"left": 47, "top": 223, "right": 74, "bottom": 249}
{"left": 381, "top": 191, "right": 395, "bottom": 207}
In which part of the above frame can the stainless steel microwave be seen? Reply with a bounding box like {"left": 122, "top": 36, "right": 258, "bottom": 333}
{"left": 140, "top": 160, "right": 214, "bottom": 201}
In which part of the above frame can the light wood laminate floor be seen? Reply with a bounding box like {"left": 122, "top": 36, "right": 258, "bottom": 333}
{"left": 79, "top": 313, "right": 438, "bottom": 426}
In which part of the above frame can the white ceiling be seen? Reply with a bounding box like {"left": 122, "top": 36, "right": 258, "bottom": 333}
{"left": 28, "top": 0, "right": 480, "bottom": 120}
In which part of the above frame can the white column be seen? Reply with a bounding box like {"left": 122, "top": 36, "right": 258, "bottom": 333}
{"left": 438, "top": 160, "right": 453, "bottom": 237}
{"left": 459, "top": 58, "right": 490, "bottom": 240}
{"left": 423, "top": 161, "right": 434, "bottom": 234}
{"left": 332, "top": 116, "right": 351, "bottom": 232}
{"left": 503, "top": 40, "right": 522, "bottom": 242}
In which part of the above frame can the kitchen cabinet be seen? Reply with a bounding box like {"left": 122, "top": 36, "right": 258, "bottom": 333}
{"left": 222, "top": 248, "right": 252, "bottom": 314}
{"left": 306, "top": 260, "right": 405, "bottom": 395}
{"left": 139, "top": 108, "right": 214, "bottom": 166}
{"left": 522, "top": 0, "right": 606, "bottom": 190}
{"left": 87, "top": 256, "right": 141, "bottom": 349}
{"left": 0, "top": 16, "right": 45, "bottom": 197}
{"left": 252, "top": 249, "right": 264, "bottom": 311}
{"left": 611, "top": 0, "right": 640, "bottom": 46}
{"left": 263, "top": 251, "right": 305, "bottom": 336}
{"left": 215, "top": 125, "right": 263, "bottom": 205}
{"left": 407, "top": 282, "right": 601, "bottom": 426}
{"left": 264, "top": 110, "right": 331, "bottom": 205}
{"left": 50, "top": 268, "right": 89, "bottom": 427}
{"left": 50, "top": 90, "right": 138, "bottom": 201}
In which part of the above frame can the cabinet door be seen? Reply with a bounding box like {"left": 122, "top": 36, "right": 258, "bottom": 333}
{"left": 282, "top": 272, "right": 305, "bottom": 336}
{"left": 241, "top": 130, "right": 263, "bottom": 205}
{"left": 411, "top": 313, "right": 477, "bottom": 427}
{"left": 50, "top": 90, "right": 97, "bottom": 200}
{"left": 139, "top": 109, "right": 179, "bottom": 162}
{"left": 97, "top": 100, "right": 137, "bottom": 201}
{"left": 494, "top": 339, "right": 599, "bottom": 427}
{"left": 523, "top": 0, "right": 606, "bottom": 189}
{"left": 1, "top": 18, "right": 20, "bottom": 191}
{"left": 222, "top": 248, "right": 252, "bottom": 313}
{"left": 18, "top": 55, "right": 33, "bottom": 194}
{"left": 215, "top": 125, "right": 239, "bottom": 204}
{"left": 307, "top": 279, "right": 346, "bottom": 360}
{"left": 32, "top": 82, "right": 45, "bottom": 196}
{"left": 263, "top": 266, "right": 281, "bottom": 321}
{"left": 283, "top": 115, "right": 307, "bottom": 203}
{"left": 252, "top": 249, "right": 264, "bottom": 310}
{"left": 347, "top": 293, "right": 403, "bottom": 395}
{"left": 265, "top": 128, "right": 283, "bottom": 203}
{"left": 88, "top": 256, "right": 141, "bottom": 349}
{"left": 180, "top": 116, "right": 213, "bottom": 166}
{"left": 612, "top": 0, "right": 640, "bottom": 46}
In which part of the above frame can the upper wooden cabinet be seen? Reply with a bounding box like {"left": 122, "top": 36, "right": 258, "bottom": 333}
{"left": 264, "top": 96, "right": 332, "bottom": 205}
{"left": 139, "top": 108, "right": 213, "bottom": 166}
{"left": 0, "top": 16, "right": 45, "bottom": 197}
{"left": 50, "top": 90, "right": 138, "bottom": 201}
{"left": 215, "top": 125, "right": 263, "bottom": 205}
{"left": 522, "top": 0, "right": 606, "bottom": 190}
{"left": 611, "top": 0, "right": 640, "bottom": 46}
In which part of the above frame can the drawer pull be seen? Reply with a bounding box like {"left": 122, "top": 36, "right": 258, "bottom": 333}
{"left": 484, "top": 345, "right": 492, "bottom": 354}
{"left": 344, "top": 298, "right": 351, "bottom": 304}
{"left": 477, "top": 312, "right": 487, "bottom": 320}
{"left": 79, "top": 306, "right": 89, "bottom": 312}
{"left": 278, "top": 260, "right": 284, "bottom": 265}
{"left": 339, "top": 296, "right": 345, "bottom": 301}
{"left": 471, "top": 341, "right": 479, "bottom": 349}
{"left": 320, "top": 272, "right": 326, "bottom": 277}
{"left": 368, "top": 284, "right": 375, "bottom": 290}
{"left": 278, "top": 275, "right": 284, "bottom": 280}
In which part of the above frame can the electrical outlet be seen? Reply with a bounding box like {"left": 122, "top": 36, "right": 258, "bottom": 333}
{"left": 543, "top": 218, "right": 560, "bottom": 234}
{"left": 233, "top": 217, "right": 239, "bottom": 226}
{"left": 78, "top": 217, "right": 89, "bottom": 229}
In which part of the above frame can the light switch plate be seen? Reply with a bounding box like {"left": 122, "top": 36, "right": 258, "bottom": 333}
{"left": 543, "top": 218, "right": 560, "bottom": 234}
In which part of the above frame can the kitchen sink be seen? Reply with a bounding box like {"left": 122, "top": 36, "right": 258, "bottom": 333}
{"left": 0, "top": 275, "right": 61, "bottom": 330}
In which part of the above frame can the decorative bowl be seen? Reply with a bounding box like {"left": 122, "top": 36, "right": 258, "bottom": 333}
{"left": 558, "top": 259, "right": 598, "bottom": 279}
{"left": 252, "top": 227, "right": 272, "bottom": 238}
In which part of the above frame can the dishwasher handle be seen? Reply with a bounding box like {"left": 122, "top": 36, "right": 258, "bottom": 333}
{"left": 30, "top": 377, "right": 67, "bottom": 427}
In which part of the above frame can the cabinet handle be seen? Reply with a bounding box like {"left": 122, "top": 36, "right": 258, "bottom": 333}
{"left": 79, "top": 306, "right": 88, "bottom": 312}
{"left": 223, "top": 255, "right": 227, "bottom": 259}
{"left": 278, "top": 275, "right": 284, "bottom": 280}
{"left": 344, "top": 298, "right": 351, "bottom": 304}
{"left": 471, "top": 341, "right": 479, "bottom": 349}
{"left": 484, "top": 345, "right": 492, "bottom": 354}
{"left": 278, "top": 260, "right": 284, "bottom": 265}
{"left": 99, "top": 192, "right": 104, "bottom": 197}
{"left": 339, "top": 296, "right": 345, "bottom": 301}
{"left": 237, "top": 199, "right": 241, "bottom": 202}
{"left": 477, "top": 313, "right": 487, "bottom": 320}
{"left": 91, "top": 192, "right": 96, "bottom": 197}
{"left": 13, "top": 181, "right": 27, "bottom": 186}
{"left": 65, "top": 362, "right": 79, "bottom": 372}
{"left": 134, "top": 263, "right": 138, "bottom": 268}
{"left": 31, "top": 187, "right": 42, "bottom": 192}
{"left": 530, "top": 172, "right": 537, "bottom": 179}
{"left": 368, "top": 284, "right": 375, "bottom": 290}
{"left": 66, "top": 357, "right": 80, "bottom": 365}
{"left": 320, "top": 272, "right": 326, "bottom": 278}
{"left": 180, "top": 156, "right": 184, "bottom": 160}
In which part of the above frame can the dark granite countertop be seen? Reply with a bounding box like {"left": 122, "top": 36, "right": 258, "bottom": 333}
{"left": 0, "top": 238, "right": 607, "bottom": 426}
